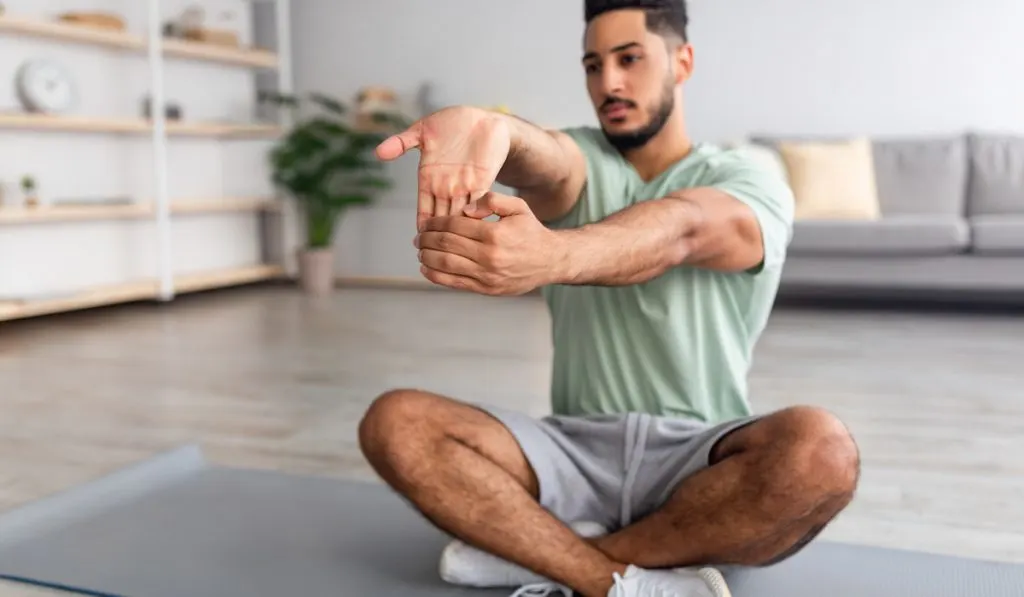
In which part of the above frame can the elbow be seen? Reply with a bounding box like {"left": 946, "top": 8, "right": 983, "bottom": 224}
{"left": 681, "top": 212, "right": 764, "bottom": 272}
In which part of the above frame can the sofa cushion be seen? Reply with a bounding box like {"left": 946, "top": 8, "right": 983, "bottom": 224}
{"left": 971, "top": 215, "right": 1024, "bottom": 254}
{"left": 750, "top": 135, "right": 969, "bottom": 217}
{"left": 789, "top": 216, "right": 970, "bottom": 256}
{"left": 776, "top": 138, "right": 881, "bottom": 221}
{"left": 968, "top": 134, "right": 1024, "bottom": 215}
{"left": 872, "top": 136, "right": 968, "bottom": 216}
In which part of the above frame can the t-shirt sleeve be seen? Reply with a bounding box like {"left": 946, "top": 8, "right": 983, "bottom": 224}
{"left": 705, "top": 152, "right": 795, "bottom": 274}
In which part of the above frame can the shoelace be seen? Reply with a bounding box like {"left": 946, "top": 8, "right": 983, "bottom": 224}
{"left": 509, "top": 582, "right": 572, "bottom": 597}
{"left": 507, "top": 569, "right": 631, "bottom": 597}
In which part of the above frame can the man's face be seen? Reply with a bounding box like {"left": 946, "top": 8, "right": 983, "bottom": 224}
{"left": 582, "top": 9, "right": 691, "bottom": 150}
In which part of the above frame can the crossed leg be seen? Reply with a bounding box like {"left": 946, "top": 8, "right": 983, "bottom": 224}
{"left": 358, "top": 389, "right": 626, "bottom": 597}
{"left": 588, "top": 406, "right": 860, "bottom": 569}
{"left": 358, "top": 389, "right": 860, "bottom": 597}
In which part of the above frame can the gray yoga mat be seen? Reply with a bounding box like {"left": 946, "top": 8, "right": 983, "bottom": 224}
{"left": 0, "top": 446, "right": 1022, "bottom": 597}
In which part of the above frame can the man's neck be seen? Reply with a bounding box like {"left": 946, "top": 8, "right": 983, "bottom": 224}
{"left": 622, "top": 116, "right": 692, "bottom": 182}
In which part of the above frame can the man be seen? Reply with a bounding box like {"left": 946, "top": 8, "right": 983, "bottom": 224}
{"left": 359, "top": 1, "right": 860, "bottom": 596}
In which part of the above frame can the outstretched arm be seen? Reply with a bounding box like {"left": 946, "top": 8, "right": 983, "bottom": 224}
{"left": 415, "top": 166, "right": 793, "bottom": 296}
{"left": 375, "top": 106, "right": 585, "bottom": 229}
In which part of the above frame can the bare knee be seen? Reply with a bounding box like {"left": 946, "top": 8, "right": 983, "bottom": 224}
{"left": 768, "top": 406, "right": 860, "bottom": 515}
{"left": 717, "top": 406, "right": 860, "bottom": 514}
{"left": 358, "top": 389, "right": 440, "bottom": 469}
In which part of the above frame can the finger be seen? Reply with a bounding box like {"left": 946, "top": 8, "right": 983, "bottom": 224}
{"left": 432, "top": 172, "right": 453, "bottom": 218}
{"left": 376, "top": 125, "right": 421, "bottom": 161}
{"left": 420, "top": 265, "right": 487, "bottom": 295}
{"left": 448, "top": 191, "right": 470, "bottom": 217}
{"left": 421, "top": 215, "right": 493, "bottom": 241}
{"left": 419, "top": 248, "right": 482, "bottom": 279}
{"left": 433, "top": 196, "right": 451, "bottom": 218}
{"left": 417, "top": 185, "right": 433, "bottom": 232}
{"left": 416, "top": 231, "right": 482, "bottom": 262}
{"left": 464, "top": 192, "right": 530, "bottom": 219}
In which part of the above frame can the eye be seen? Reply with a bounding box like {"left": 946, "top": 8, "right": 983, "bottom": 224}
{"left": 584, "top": 63, "right": 600, "bottom": 75}
{"left": 621, "top": 53, "right": 641, "bottom": 66}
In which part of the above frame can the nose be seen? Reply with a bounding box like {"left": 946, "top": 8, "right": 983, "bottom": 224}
{"left": 599, "top": 64, "right": 625, "bottom": 97}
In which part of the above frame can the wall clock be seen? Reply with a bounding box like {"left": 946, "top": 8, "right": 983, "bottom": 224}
{"left": 16, "top": 60, "right": 76, "bottom": 114}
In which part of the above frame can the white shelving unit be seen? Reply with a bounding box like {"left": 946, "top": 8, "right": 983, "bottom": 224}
{"left": 0, "top": 0, "right": 298, "bottom": 323}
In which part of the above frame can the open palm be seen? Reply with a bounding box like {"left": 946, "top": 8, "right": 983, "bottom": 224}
{"left": 376, "top": 106, "right": 511, "bottom": 230}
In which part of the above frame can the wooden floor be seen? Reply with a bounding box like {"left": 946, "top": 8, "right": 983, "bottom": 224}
{"left": 0, "top": 284, "right": 1022, "bottom": 594}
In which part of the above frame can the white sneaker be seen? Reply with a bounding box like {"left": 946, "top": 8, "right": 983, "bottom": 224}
{"left": 607, "top": 565, "right": 732, "bottom": 597}
{"left": 507, "top": 564, "right": 731, "bottom": 597}
{"left": 439, "top": 521, "right": 608, "bottom": 588}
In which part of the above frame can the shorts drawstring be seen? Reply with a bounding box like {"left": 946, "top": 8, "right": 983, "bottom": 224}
{"left": 619, "top": 413, "right": 651, "bottom": 529}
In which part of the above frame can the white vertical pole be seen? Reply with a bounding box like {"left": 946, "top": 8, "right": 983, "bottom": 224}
{"left": 273, "top": 0, "right": 299, "bottom": 277}
{"left": 148, "top": 0, "right": 173, "bottom": 300}
{"left": 275, "top": 0, "right": 294, "bottom": 110}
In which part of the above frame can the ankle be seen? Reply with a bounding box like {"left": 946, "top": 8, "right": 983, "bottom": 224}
{"left": 578, "top": 562, "right": 630, "bottom": 597}
{"left": 586, "top": 535, "right": 630, "bottom": 567}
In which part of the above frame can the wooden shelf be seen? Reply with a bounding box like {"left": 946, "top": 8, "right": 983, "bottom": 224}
{"left": 0, "top": 264, "right": 286, "bottom": 322}
{"left": 0, "top": 113, "right": 282, "bottom": 138}
{"left": 0, "top": 198, "right": 281, "bottom": 224}
{"left": 0, "top": 15, "right": 278, "bottom": 69}
{"left": 171, "top": 197, "right": 283, "bottom": 215}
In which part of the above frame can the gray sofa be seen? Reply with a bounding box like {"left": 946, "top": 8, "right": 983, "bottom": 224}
{"left": 751, "top": 133, "right": 1024, "bottom": 300}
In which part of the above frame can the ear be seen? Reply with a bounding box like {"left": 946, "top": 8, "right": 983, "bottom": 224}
{"left": 674, "top": 42, "right": 695, "bottom": 84}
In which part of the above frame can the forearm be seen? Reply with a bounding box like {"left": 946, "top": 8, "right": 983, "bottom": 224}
{"left": 552, "top": 197, "right": 701, "bottom": 287}
{"left": 497, "top": 114, "right": 573, "bottom": 191}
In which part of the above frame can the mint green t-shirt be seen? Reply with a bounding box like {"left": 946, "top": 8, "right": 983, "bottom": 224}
{"left": 540, "top": 127, "right": 794, "bottom": 424}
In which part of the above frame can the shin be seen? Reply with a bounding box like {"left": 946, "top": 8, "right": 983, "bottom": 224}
{"left": 590, "top": 406, "right": 860, "bottom": 569}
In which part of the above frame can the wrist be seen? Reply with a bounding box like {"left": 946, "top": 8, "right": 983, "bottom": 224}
{"left": 547, "top": 228, "right": 585, "bottom": 286}
{"left": 499, "top": 113, "right": 527, "bottom": 162}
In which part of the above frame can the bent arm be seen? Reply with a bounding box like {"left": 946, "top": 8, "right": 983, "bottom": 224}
{"left": 550, "top": 189, "right": 764, "bottom": 286}
{"left": 497, "top": 116, "right": 586, "bottom": 223}
{"left": 550, "top": 165, "right": 794, "bottom": 287}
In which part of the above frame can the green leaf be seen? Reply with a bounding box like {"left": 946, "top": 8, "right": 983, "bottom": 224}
{"left": 325, "top": 194, "right": 373, "bottom": 207}
{"left": 264, "top": 89, "right": 409, "bottom": 247}
{"left": 309, "top": 93, "right": 348, "bottom": 116}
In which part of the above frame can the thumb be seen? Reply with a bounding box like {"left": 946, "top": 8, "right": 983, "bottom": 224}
{"left": 375, "top": 124, "right": 422, "bottom": 161}
{"left": 463, "top": 193, "right": 529, "bottom": 219}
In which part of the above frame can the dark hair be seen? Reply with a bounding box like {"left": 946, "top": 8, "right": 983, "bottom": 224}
{"left": 585, "top": 0, "right": 689, "bottom": 43}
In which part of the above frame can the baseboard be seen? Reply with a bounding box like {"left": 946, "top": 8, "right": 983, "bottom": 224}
{"left": 334, "top": 276, "right": 443, "bottom": 291}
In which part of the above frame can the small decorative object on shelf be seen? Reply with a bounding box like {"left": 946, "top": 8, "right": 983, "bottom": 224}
{"left": 57, "top": 12, "right": 127, "bottom": 32}
{"left": 164, "top": 5, "right": 239, "bottom": 48}
{"left": 355, "top": 86, "right": 401, "bottom": 132}
{"left": 21, "top": 175, "right": 38, "bottom": 208}
{"left": 16, "top": 59, "right": 76, "bottom": 114}
{"left": 51, "top": 195, "right": 132, "bottom": 207}
{"left": 259, "top": 90, "right": 410, "bottom": 295}
{"left": 163, "top": 5, "right": 204, "bottom": 38}
{"left": 141, "top": 95, "right": 183, "bottom": 121}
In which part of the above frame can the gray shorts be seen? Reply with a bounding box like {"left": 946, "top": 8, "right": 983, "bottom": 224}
{"left": 479, "top": 405, "right": 759, "bottom": 531}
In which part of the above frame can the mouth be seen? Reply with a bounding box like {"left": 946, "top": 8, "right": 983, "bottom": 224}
{"left": 602, "top": 102, "right": 632, "bottom": 120}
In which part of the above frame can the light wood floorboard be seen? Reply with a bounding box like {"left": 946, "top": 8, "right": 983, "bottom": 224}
{"left": 0, "top": 286, "right": 1022, "bottom": 594}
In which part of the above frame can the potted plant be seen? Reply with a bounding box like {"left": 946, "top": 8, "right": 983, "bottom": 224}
{"left": 259, "top": 90, "right": 406, "bottom": 295}
{"left": 21, "top": 175, "right": 38, "bottom": 208}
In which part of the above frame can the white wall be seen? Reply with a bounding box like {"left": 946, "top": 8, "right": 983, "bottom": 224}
{"left": 290, "top": 0, "right": 1024, "bottom": 279}
{"left": 0, "top": 0, "right": 276, "bottom": 299}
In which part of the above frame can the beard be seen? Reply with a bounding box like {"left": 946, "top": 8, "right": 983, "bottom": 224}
{"left": 600, "top": 76, "right": 676, "bottom": 152}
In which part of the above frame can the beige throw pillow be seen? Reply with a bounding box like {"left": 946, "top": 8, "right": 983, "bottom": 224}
{"left": 777, "top": 137, "right": 881, "bottom": 220}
